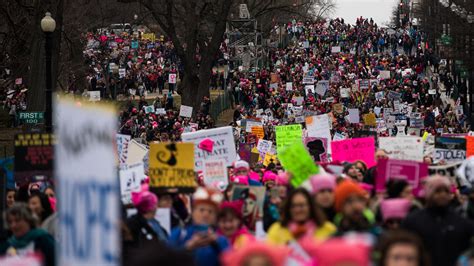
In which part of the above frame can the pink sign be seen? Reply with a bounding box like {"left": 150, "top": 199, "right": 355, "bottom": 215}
{"left": 376, "top": 159, "right": 428, "bottom": 197}
{"left": 331, "top": 137, "right": 375, "bottom": 167}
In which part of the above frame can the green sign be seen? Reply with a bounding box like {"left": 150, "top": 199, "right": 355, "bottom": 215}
{"left": 441, "top": 34, "right": 452, "bottom": 45}
{"left": 18, "top": 112, "right": 44, "bottom": 124}
{"left": 278, "top": 140, "right": 319, "bottom": 188}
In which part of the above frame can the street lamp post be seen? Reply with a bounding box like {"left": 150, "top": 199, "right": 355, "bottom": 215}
{"left": 41, "top": 12, "right": 56, "bottom": 133}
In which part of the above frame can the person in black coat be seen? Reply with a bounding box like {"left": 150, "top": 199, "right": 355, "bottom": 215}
{"left": 126, "top": 186, "right": 168, "bottom": 250}
{"left": 402, "top": 175, "right": 474, "bottom": 266}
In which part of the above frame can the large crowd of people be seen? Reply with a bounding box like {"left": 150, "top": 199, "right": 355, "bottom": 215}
{"left": 2, "top": 16, "right": 474, "bottom": 266}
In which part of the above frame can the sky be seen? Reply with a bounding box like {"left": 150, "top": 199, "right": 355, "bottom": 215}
{"left": 333, "top": 0, "right": 398, "bottom": 26}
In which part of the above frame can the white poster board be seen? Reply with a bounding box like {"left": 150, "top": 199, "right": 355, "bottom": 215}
{"left": 55, "top": 99, "right": 120, "bottom": 266}
{"left": 286, "top": 82, "right": 293, "bottom": 91}
{"left": 340, "top": 88, "right": 350, "bottom": 98}
{"left": 315, "top": 80, "right": 329, "bottom": 97}
{"left": 348, "top": 108, "right": 360, "bottom": 124}
{"left": 126, "top": 139, "right": 149, "bottom": 165}
{"left": 306, "top": 114, "right": 331, "bottom": 141}
{"left": 181, "top": 126, "right": 237, "bottom": 171}
{"left": 179, "top": 105, "right": 193, "bottom": 118}
{"left": 116, "top": 134, "right": 131, "bottom": 165}
{"left": 168, "top": 73, "right": 177, "bottom": 84}
{"left": 156, "top": 108, "right": 166, "bottom": 115}
{"left": 89, "top": 91, "right": 101, "bottom": 102}
{"left": 119, "top": 163, "right": 144, "bottom": 204}
{"left": 203, "top": 159, "right": 229, "bottom": 190}
{"left": 379, "top": 70, "right": 391, "bottom": 80}
{"left": 155, "top": 208, "right": 171, "bottom": 235}
{"left": 379, "top": 137, "right": 424, "bottom": 162}
{"left": 331, "top": 46, "right": 341, "bottom": 53}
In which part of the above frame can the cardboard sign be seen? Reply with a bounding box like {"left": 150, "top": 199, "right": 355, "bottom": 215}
{"left": 379, "top": 137, "right": 424, "bottom": 162}
{"left": 0, "top": 255, "right": 42, "bottom": 266}
{"left": 14, "top": 133, "right": 54, "bottom": 185}
{"left": 116, "top": 134, "right": 131, "bottom": 165}
{"left": 179, "top": 105, "right": 193, "bottom": 118}
{"left": 388, "top": 91, "right": 402, "bottom": 101}
{"left": 275, "top": 124, "right": 303, "bottom": 154}
{"left": 168, "top": 73, "right": 177, "bottom": 84}
{"left": 434, "top": 137, "right": 466, "bottom": 162}
{"left": 263, "top": 153, "right": 278, "bottom": 166}
{"left": 286, "top": 82, "right": 293, "bottom": 91}
{"left": 270, "top": 73, "right": 279, "bottom": 83}
{"left": 181, "top": 126, "right": 237, "bottom": 171}
{"left": 144, "top": 105, "right": 155, "bottom": 114}
{"left": 331, "top": 137, "right": 376, "bottom": 167}
{"left": 306, "top": 114, "right": 331, "bottom": 142}
{"left": 203, "top": 159, "right": 229, "bottom": 190}
{"left": 245, "top": 120, "right": 262, "bottom": 133}
{"left": 251, "top": 126, "right": 265, "bottom": 139}
{"left": 278, "top": 141, "right": 319, "bottom": 187}
{"left": 149, "top": 142, "right": 196, "bottom": 192}
{"left": 238, "top": 143, "right": 252, "bottom": 162}
{"left": 376, "top": 159, "right": 428, "bottom": 197}
{"left": 304, "top": 137, "right": 328, "bottom": 162}
{"left": 55, "top": 99, "right": 120, "bottom": 266}
{"left": 363, "top": 113, "right": 376, "bottom": 127}
{"left": 294, "top": 96, "right": 304, "bottom": 106}
{"left": 89, "top": 91, "right": 101, "bottom": 101}
{"left": 126, "top": 139, "right": 149, "bottom": 165}
{"left": 119, "top": 163, "right": 144, "bottom": 204}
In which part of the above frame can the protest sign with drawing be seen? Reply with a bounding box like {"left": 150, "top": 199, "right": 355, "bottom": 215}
{"left": 231, "top": 185, "right": 266, "bottom": 230}
{"left": 119, "top": 163, "right": 144, "bottom": 204}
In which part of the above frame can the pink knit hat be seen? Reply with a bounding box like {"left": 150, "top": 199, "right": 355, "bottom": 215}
{"left": 262, "top": 171, "right": 277, "bottom": 183}
{"left": 131, "top": 184, "right": 158, "bottom": 214}
{"left": 222, "top": 241, "right": 290, "bottom": 266}
{"left": 424, "top": 175, "right": 451, "bottom": 199}
{"left": 231, "top": 175, "right": 249, "bottom": 186}
{"left": 248, "top": 171, "right": 261, "bottom": 182}
{"left": 380, "top": 198, "right": 411, "bottom": 221}
{"left": 277, "top": 171, "right": 289, "bottom": 186}
{"left": 309, "top": 237, "right": 370, "bottom": 266}
{"left": 310, "top": 173, "right": 336, "bottom": 193}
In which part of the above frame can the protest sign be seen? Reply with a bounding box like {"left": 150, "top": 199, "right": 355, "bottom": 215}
{"left": 376, "top": 159, "right": 428, "bottom": 196}
{"left": 131, "top": 40, "right": 139, "bottom": 49}
{"left": 144, "top": 105, "right": 155, "bottom": 114}
{"left": 89, "top": 91, "right": 101, "bottom": 101}
{"left": 434, "top": 137, "right": 466, "bottom": 162}
{"left": 286, "top": 82, "right": 293, "bottom": 91}
{"left": 359, "top": 80, "right": 370, "bottom": 90}
{"left": 181, "top": 126, "right": 237, "bottom": 171}
{"left": 179, "top": 105, "right": 193, "bottom": 118}
{"left": 156, "top": 108, "right": 166, "bottom": 115}
{"left": 331, "top": 137, "right": 376, "bottom": 167}
{"left": 55, "top": 99, "right": 120, "bottom": 266}
{"left": 116, "top": 134, "right": 131, "bottom": 165}
{"left": 375, "top": 91, "right": 384, "bottom": 101}
{"left": 263, "top": 153, "right": 278, "bottom": 167}
{"left": 303, "top": 76, "right": 315, "bottom": 84}
{"left": 155, "top": 208, "right": 171, "bottom": 235}
{"left": 119, "top": 68, "right": 126, "bottom": 78}
{"left": 294, "top": 96, "right": 304, "bottom": 105}
{"left": 388, "top": 91, "right": 402, "bottom": 101}
{"left": 306, "top": 114, "right": 331, "bottom": 142}
{"left": 126, "top": 139, "right": 148, "bottom": 165}
{"left": 278, "top": 140, "right": 319, "bottom": 187}
{"left": 315, "top": 80, "right": 329, "bottom": 97}
{"left": 304, "top": 137, "right": 328, "bottom": 162}
{"left": 305, "top": 85, "right": 315, "bottom": 95}
{"left": 275, "top": 124, "right": 303, "bottom": 154}
{"left": 0, "top": 255, "right": 43, "bottom": 266}
{"left": 379, "top": 70, "right": 391, "bottom": 80}
{"left": 238, "top": 143, "right": 252, "bottom": 162}
{"left": 141, "top": 33, "right": 156, "bottom": 41}
{"left": 119, "top": 163, "right": 144, "bottom": 204}
{"left": 231, "top": 185, "right": 266, "bottom": 230}
{"left": 149, "top": 142, "right": 196, "bottom": 192}
{"left": 363, "top": 113, "right": 376, "bottom": 127}
{"left": 348, "top": 108, "right": 360, "bottom": 124}
{"left": 251, "top": 126, "right": 265, "bottom": 139}
{"left": 245, "top": 120, "right": 262, "bottom": 133}
{"left": 257, "top": 139, "right": 272, "bottom": 154}
{"left": 15, "top": 78, "right": 23, "bottom": 85}
{"left": 168, "top": 73, "right": 177, "bottom": 84}
{"left": 428, "top": 89, "right": 436, "bottom": 95}
{"left": 467, "top": 136, "right": 474, "bottom": 157}
{"left": 340, "top": 88, "right": 350, "bottom": 98}
{"left": 333, "top": 103, "right": 343, "bottom": 114}
{"left": 331, "top": 46, "right": 341, "bottom": 53}
{"left": 428, "top": 162, "right": 461, "bottom": 179}
{"left": 14, "top": 133, "right": 53, "bottom": 185}
{"left": 379, "top": 137, "right": 424, "bottom": 162}
{"left": 270, "top": 73, "right": 280, "bottom": 83}
{"left": 203, "top": 159, "right": 229, "bottom": 190}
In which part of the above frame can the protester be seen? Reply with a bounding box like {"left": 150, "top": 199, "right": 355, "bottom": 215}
{"left": 310, "top": 173, "right": 337, "bottom": 221}
{"left": 168, "top": 187, "right": 229, "bottom": 266}
{"left": 28, "top": 192, "right": 54, "bottom": 226}
{"left": 402, "top": 175, "right": 474, "bottom": 266}
{"left": 267, "top": 188, "right": 336, "bottom": 244}
{"left": 376, "top": 230, "right": 430, "bottom": 266}
{"left": 217, "top": 201, "right": 253, "bottom": 247}
{"left": 6, "top": 189, "right": 16, "bottom": 209}
{"left": 0, "top": 203, "right": 56, "bottom": 266}
{"left": 380, "top": 199, "right": 411, "bottom": 230}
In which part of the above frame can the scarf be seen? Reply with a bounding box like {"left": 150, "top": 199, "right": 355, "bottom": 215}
{"left": 7, "top": 229, "right": 49, "bottom": 249}
{"left": 288, "top": 221, "right": 316, "bottom": 240}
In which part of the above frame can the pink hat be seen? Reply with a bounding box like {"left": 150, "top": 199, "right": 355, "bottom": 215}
{"left": 380, "top": 198, "right": 411, "bottom": 221}
{"left": 359, "top": 183, "right": 374, "bottom": 193}
{"left": 277, "top": 171, "right": 289, "bottom": 186}
{"left": 310, "top": 237, "right": 370, "bottom": 266}
{"left": 220, "top": 200, "right": 244, "bottom": 219}
{"left": 233, "top": 160, "right": 250, "bottom": 171}
{"left": 248, "top": 171, "right": 261, "bottom": 182}
{"left": 310, "top": 173, "right": 336, "bottom": 193}
{"left": 231, "top": 175, "right": 249, "bottom": 186}
{"left": 424, "top": 175, "right": 451, "bottom": 199}
{"left": 262, "top": 171, "right": 277, "bottom": 183}
{"left": 131, "top": 184, "right": 158, "bottom": 214}
{"left": 222, "top": 241, "right": 290, "bottom": 266}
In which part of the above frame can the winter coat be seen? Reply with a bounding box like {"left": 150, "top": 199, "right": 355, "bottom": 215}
{"left": 126, "top": 214, "right": 169, "bottom": 249}
{"left": 266, "top": 221, "right": 336, "bottom": 245}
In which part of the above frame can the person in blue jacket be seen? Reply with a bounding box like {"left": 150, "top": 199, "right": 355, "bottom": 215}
{"left": 169, "top": 187, "right": 229, "bottom": 266}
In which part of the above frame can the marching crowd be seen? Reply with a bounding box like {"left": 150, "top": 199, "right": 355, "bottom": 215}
{"left": 2, "top": 16, "right": 474, "bottom": 266}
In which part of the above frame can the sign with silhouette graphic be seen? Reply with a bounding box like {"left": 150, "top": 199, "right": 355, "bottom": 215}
{"left": 304, "top": 137, "right": 328, "bottom": 163}
{"left": 149, "top": 142, "right": 196, "bottom": 192}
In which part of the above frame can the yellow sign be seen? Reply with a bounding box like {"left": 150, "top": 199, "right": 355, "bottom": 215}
{"left": 141, "top": 33, "right": 156, "bottom": 42}
{"left": 263, "top": 153, "right": 278, "bottom": 166}
{"left": 363, "top": 113, "right": 376, "bottom": 127}
{"left": 251, "top": 126, "right": 265, "bottom": 139}
{"left": 149, "top": 142, "right": 196, "bottom": 191}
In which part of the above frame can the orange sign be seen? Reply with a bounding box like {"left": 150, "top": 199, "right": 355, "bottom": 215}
{"left": 467, "top": 136, "right": 474, "bottom": 157}
{"left": 251, "top": 126, "right": 265, "bottom": 139}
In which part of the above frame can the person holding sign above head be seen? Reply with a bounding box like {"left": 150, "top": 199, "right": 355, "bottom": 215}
{"left": 126, "top": 183, "right": 168, "bottom": 249}
{"left": 266, "top": 188, "right": 336, "bottom": 245}
{"left": 168, "top": 187, "right": 229, "bottom": 266}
